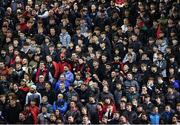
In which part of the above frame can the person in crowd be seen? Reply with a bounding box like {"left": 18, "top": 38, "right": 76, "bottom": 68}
{"left": 37, "top": 106, "right": 51, "bottom": 124}
{"left": 53, "top": 94, "right": 68, "bottom": 116}
{"left": 25, "top": 85, "right": 41, "bottom": 106}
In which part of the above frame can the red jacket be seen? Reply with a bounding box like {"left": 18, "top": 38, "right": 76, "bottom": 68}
{"left": 52, "top": 61, "right": 60, "bottom": 79}
{"left": 19, "top": 22, "right": 28, "bottom": 32}
{"left": 19, "top": 86, "right": 29, "bottom": 93}
{"left": 30, "top": 105, "right": 39, "bottom": 124}
{"left": 102, "top": 103, "right": 116, "bottom": 113}
{"left": 58, "top": 61, "right": 72, "bottom": 74}
{"left": 35, "top": 67, "right": 48, "bottom": 82}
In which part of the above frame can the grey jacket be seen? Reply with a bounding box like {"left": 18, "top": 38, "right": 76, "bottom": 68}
{"left": 124, "top": 80, "right": 139, "bottom": 93}
{"left": 37, "top": 113, "right": 50, "bottom": 124}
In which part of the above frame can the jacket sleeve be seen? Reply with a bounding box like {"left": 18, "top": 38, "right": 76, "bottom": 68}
{"left": 66, "top": 34, "right": 71, "bottom": 46}
{"left": 38, "top": 11, "right": 49, "bottom": 18}
{"left": 53, "top": 61, "right": 60, "bottom": 79}
{"left": 25, "top": 93, "right": 29, "bottom": 104}
{"left": 55, "top": 81, "right": 59, "bottom": 91}
{"left": 66, "top": 73, "right": 74, "bottom": 83}
{"left": 58, "top": 102, "right": 68, "bottom": 113}
{"left": 53, "top": 102, "right": 57, "bottom": 111}
{"left": 160, "top": 60, "right": 167, "bottom": 70}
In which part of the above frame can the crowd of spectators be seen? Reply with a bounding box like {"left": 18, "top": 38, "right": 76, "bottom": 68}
{"left": 0, "top": 0, "right": 180, "bottom": 124}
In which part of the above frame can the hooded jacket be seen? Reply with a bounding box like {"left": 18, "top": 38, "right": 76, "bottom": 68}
{"left": 53, "top": 99, "right": 68, "bottom": 115}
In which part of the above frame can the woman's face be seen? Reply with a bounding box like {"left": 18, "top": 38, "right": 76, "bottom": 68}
{"left": 172, "top": 116, "right": 178, "bottom": 123}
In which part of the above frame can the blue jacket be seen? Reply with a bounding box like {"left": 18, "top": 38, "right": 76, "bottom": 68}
{"left": 64, "top": 71, "right": 74, "bottom": 83}
{"left": 149, "top": 113, "right": 160, "bottom": 125}
{"left": 172, "top": 80, "right": 179, "bottom": 90}
{"left": 161, "top": 111, "right": 174, "bottom": 124}
{"left": 53, "top": 99, "right": 68, "bottom": 115}
{"left": 59, "top": 32, "right": 71, "bottom": 47}
{"left": 55, "top": 80, "right": 70, "bottom": 91}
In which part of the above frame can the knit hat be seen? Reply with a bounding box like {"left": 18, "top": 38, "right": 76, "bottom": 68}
{"left": 31, "top": 85, "right": 37, "bottom": 90}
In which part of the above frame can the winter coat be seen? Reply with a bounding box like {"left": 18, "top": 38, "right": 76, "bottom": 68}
{"left": 161, "top": 111, "right": 174, "bottom": 124}
{"left": 4, "top": 104, "right": 21, "bottom": 124}
{"left": 25, "top": 92, "right": 42, "bottom": 106}
{"left": 86, "top": 102, "right": 99, "bottom": 124}
{"left": 124, "top": 79, "right": 139, "bottom": 93}
{"left": 37, "top": 113, "right": 50, "bottom": 124}
{"left": 149, "top": 113, "right": 160, "bottom": 125}
{"left": 29, "top": 105, "right": 39, "bottom": 124}
{"left": 154, "top": 59, "right": 167, "bottom": 77}
{"left": 53, "top": 99, "right": 68, "bottom": 115}
{"left": 55, "top": 80, "right": 70, "bottom": 91}
{"left": 59, "top": 32, "right": 71, "bottom": 47}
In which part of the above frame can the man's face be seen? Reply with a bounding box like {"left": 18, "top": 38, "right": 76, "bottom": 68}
{"left": 176, "top": 105, "right": 180, "bottom": 111}
{"left": 111, "top": 71, "right": 116, "bottom": 78}
{"left": 39, "top": 76, "right": 45, "bottom": 82}
{"left": 116, "top": 84, "right": 121, "bottom": 90}
{"left": 10, "top": 99, "right": 16, "bottom": 106}
{"left": 50, "top": 28, "right": 55, "bottom": 35}
{"left": 16, "top": 64, "right": 21, "bottom": 70}
{"left": 60, "top": 84, "right": 65, "bottom": 90}
{"left": 46, "top": 56, "right": 52, "bottom": 62}
{"left": 80, "top": 84, "right": 86, "bottom": 91}
{"left": 126, "top": 105, "right": 132, "bottom": 111}
{"left": 42, "top": 96, "right": 47, "bottom": 103}
{"left": 114, "top": 112, "right": 120, "bottom": 120}
{"left": 157, "top": 54, "right": 163, "bottom": 60}
{"left": 0, "top": 62, "right": 4, "bottom": 69}
{"left": 64, "top": 66, "right": 69, "bottom": 72}
{"left": 130, "top": 86, "right": 135, "bottom": 93}
{"left": 127, "top": 73, "right": 133, "bottom": 80}
{"left": 19, "top": 113, "right": 25, "bottom": 121}
{"left": 68, "top": 116, "right": 74, "bottom": 123}
{"left": 61, "top": 28, "right": 66, "bottom": 33}
{"left": 151, "top": 67, "right": 157, "bottom": 72}
{"left": 42, "top": 107, "right": 47, "bottom": 113}
{"left": 142, "top": 114, "right": 147, "bottom": 120}
{"left": 30, "top": 88, "right": 35, "bottom": 93}
{"left": 120, "top": 116, "right": 127, "bottom": 124}
{"left": 60, "top": 75, "right": 65, "bottom": 81}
